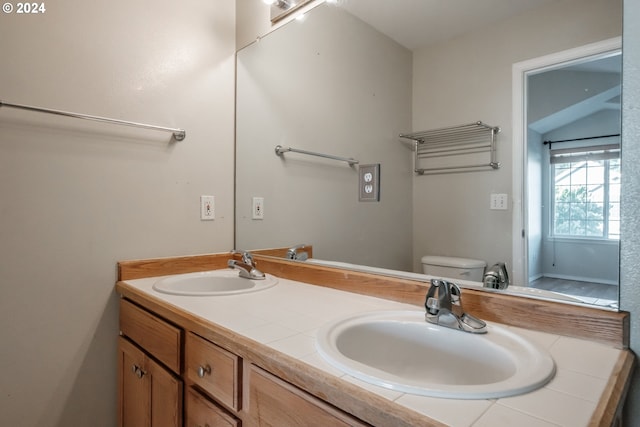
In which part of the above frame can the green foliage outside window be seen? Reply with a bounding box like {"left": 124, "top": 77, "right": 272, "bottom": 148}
{"left": 552, "top": 158, "right": 619, "bottom": 239}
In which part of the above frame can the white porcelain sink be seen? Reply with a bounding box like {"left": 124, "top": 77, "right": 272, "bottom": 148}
{"left": 152, "top": 269, "right": 277, "bottom": 296}
{"left": 316, "top": 310, "right": 555, "bottom": 399}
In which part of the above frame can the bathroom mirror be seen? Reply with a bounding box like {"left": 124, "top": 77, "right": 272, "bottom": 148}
{"left": 235, "top": 0, "right": 622, "bottom": 309}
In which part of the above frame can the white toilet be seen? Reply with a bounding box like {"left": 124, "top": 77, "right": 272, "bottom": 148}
{"left": 421, "top": 256, "right": 486, "bottom": 282}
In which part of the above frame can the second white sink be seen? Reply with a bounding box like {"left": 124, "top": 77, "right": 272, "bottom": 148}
{"left": 152, "top": 269, "right": 278, "bottom": 296}
{"left": 316, "top": 310, "right": 555, "bottom": 399}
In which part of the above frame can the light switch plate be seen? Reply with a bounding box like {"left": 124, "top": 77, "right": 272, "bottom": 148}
{"left": 359, "top": 164, "right": 380, "bottom": 202}
{"left": 490, "top": 193, "right": 508, "bottom": 210}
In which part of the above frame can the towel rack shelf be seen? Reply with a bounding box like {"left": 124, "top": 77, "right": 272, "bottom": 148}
{"left": 0, "top": 100, "right": 186, "bottom": 141}
{"left": 400, "top": 121, "right": 500, "bottom": 174}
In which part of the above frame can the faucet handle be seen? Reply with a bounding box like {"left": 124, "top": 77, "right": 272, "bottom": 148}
{"left": 449, "top": 282, "right": 461, "bottom": 305}
{"left": 425, "top": 279, "right": 450, "bottom": 314}
{"left": 426, "top": 296, "right": 440, "bottom": 314}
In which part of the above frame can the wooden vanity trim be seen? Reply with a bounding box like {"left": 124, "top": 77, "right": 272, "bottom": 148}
{"left": 590, "top": 351, "right": 636, "bottom": 426}
{"left": 117, "top": 247, "right": 312, "bottom": 281}
{"left": 118, "top": 253, "right": 232, "bottom": 281}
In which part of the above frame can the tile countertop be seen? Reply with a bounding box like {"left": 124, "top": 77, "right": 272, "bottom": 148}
{"left": 122, "top": 271, "right": 623, "bottom": 427}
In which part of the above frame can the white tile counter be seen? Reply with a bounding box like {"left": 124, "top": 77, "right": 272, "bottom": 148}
{"left": 123, "top": 271, "right": 623, "bottom": 427}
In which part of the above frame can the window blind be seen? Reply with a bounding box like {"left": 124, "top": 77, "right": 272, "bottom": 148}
{"left": 550, "top": 143, "right": 620, "bottom": 164}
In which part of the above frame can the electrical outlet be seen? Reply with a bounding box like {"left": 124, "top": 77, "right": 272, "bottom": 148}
{"left": 252, "top": 197, "right": 264, "bottom": 220}
{"left": 200, "top": 195, "right": 215, "bottom": 220}
{"left": 490, "top": 193, "right": 508, "bottom": 210}
{"left": 359, "top": 164, "right": 380, "bottom": 202}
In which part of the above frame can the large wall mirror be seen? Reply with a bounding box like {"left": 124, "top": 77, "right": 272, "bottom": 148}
{"left": 235, "top": 0, "right": 622, "bottom": 309}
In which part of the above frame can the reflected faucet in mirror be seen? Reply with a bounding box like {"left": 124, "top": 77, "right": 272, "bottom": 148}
{"left": 483, "top": 263, "right": 510, "bottom": 290}
{"left": 287, "top": 244, "right": 309, "bottom": 261}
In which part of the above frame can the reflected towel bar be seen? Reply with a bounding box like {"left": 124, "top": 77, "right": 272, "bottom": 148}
{"left": 0, "top": 100, "right": 186, "bottom": 141}
{"left": 275, "top": 145, "right": 358, "bottom": 166}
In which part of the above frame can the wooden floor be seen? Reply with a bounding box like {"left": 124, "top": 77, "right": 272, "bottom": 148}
{"left": 529, "top": 276, "right": 618, "bottom": 308}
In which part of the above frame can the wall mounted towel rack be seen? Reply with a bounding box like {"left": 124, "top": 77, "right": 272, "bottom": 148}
{"left": 0, "top": 100, "right": 186, "bottom": 141}
{"left": 275, "top": 145, "right": 359, "bottom": 166}
{"left": 400, "top": 121, "right": 500, "bottom": 174}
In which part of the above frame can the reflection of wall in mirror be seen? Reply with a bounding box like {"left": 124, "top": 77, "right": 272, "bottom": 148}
{"left": 235, "top": 4, "right": 414, "bottom": 270}
{"left": 411, "top": 0, "right": 621, "bottom": 275}
{"left": 236, "top": 0, "right": 622, "bottom": 279}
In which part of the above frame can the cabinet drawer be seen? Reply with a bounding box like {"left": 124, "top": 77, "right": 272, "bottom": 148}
{"left": 186, "top": 332, "right": 240, "bottom": 411}
{"left": 120, "top": 299, "right": 182, "bottom": 374}
{"left": 185, "top": 387, "right": 240, "bottom": 427}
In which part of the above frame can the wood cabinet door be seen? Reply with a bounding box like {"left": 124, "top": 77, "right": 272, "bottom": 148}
{"left": 148, "top": 355, "right": 183, "bottom": 427}
{"left": 185, "top": 387, "right": 240, "bottom": 427}
{"left": 118, "top": 337, "right": 183, "bottom": 427}
{"left": 119, "top": 337, "right": 151, "bottom": 427}
{"left": 248, "top": 365, "right": 370, "bottom": 427}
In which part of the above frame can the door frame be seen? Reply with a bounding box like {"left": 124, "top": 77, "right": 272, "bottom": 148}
{"left": 511, "top": 37, "right": 622, "bottom": 286}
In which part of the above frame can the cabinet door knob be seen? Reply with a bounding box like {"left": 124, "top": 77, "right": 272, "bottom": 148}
{"left": 131, "top": 364, "right": 146, "bottom": 379}
{"left": 197, "top": 364, "right": 211, "bottom": 378}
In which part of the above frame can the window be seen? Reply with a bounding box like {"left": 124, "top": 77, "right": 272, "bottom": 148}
{"left": 551, "top": 144, "right": 620, "bottom": 239}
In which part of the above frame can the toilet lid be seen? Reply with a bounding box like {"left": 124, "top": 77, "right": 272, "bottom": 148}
{"left": 421, "top": 256, "right": 486, "bottom": 269}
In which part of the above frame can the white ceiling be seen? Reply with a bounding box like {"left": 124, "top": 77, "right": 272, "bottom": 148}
{"left": 331, "top": 0, "right": 621, "bottom": 134}
{"left": 337, "top": 0, "right": 558, "bottom": 50}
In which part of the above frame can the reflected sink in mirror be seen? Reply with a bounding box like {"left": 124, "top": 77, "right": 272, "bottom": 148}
{"left": 316, "top": 310, "right": 555, "bottom": 399}
{"left": 152, "top": 269, "right": 278, "bottom": 296}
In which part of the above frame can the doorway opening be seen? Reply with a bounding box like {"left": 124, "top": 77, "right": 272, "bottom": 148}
{"left": 512, "top": 38, "right": 621, "bottom": 307}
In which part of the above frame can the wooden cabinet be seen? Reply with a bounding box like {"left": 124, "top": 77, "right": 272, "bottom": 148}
{"left": 118, "top": 337, "right": 183, "bottom": 427}
{"left": 117, "top": 296, "right": 368, "bottom": 427}
{"left": 247, "top": 365, "right": 370, "bottom": 427}
{"left": 118, "top": 299, "right": 183, "bottom": 427}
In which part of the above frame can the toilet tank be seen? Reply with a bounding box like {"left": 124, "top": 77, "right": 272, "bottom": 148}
{"left": 421, "top": 256, "right": 486, "bottom": 282}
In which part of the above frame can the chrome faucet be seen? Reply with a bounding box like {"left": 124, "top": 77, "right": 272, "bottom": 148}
{"left": 228, "top": 250, "right": 266, "bottom": 280}
{"left": 483, "top": 262, "right": 509, "bottom": 290}
{"left": 286, "top": 244, "right": 309, "bottom": 261}
{"left": 424, "top": 279, "right": 487, "bottom": 334}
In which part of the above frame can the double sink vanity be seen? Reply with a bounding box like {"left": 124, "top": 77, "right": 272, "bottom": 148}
{"left": 116, "top": 249, "right": 634, "bottom": 426}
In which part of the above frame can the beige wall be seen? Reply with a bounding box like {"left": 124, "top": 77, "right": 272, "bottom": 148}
{"left": 411, "top": 0, "right": 622, "bottom": 273}
{"left": 0, "top": 1, "right": 235, "bottom": 426}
